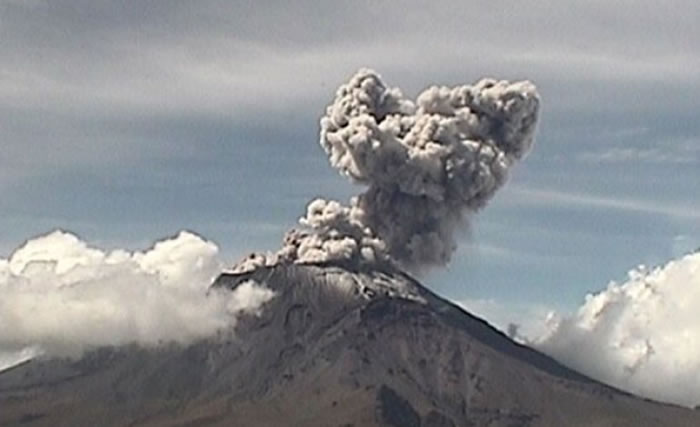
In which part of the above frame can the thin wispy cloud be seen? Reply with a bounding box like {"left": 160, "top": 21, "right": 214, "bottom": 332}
{"left": 509, "top": 186, "right": 700, "bottom": 221}
{"left": 578, "top": 138, "right": 700, "bottom": 164}
{"left": 458, "top": 242, "right": 578, "bottom": 267}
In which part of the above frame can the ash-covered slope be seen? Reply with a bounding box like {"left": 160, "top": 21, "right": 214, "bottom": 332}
{"left": 1, "top": 263, "right": 699, "bottom": 427}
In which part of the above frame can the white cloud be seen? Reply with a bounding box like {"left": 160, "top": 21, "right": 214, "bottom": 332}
{"left": 536, "top": 251, "right": 700, "bottom": 407}
{"left": 226, "top": 280, "right": 276, "bottom": 316}
{"left": 0, "top": 230, "right": 275, "bottom": 359}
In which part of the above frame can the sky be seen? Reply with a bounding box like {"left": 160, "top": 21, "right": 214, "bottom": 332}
{"left": 2, "top": 0, "right": 699, "bottom": 315}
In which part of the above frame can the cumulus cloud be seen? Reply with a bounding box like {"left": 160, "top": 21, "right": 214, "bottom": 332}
{"left": 0, "top": 230, "right": 275, "bottom": 359}
{"left": 241, "top": 69, "right": 539, "bottom": 273}
{"left": 536, "top": 251, "right": 700, "bottom": 407}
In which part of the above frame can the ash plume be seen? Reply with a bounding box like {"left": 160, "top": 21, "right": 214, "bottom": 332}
{"left": 238, "top": 69, "right": 540, "bottom": 273}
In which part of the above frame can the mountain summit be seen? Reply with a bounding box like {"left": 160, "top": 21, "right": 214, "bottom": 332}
{"left": 1, "top": 262, "right": 699, "bottom": 426}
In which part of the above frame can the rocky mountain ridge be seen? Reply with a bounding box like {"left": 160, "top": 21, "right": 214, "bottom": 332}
{"left": 1, "top": 262, "right": 699, "bottom": 426}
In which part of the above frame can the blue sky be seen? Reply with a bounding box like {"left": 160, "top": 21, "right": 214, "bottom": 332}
{"left": 1, "top": 0, "right": 698, "bottom": 314}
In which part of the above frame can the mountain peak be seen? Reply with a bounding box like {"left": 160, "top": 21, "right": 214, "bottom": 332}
{"left": 2, "top": 262, "right": 699, "bottom": 426}
{"left": 216, "top": 261, "right": 429, "bottom": 305}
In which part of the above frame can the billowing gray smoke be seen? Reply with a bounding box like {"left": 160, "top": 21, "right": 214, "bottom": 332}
{"left": 236, "top": 69, "right": 540, "bottom": 273}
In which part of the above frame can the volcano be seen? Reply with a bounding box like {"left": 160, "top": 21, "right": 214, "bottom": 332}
{"left": 1, "top": 262, "right": 699, "bottom": 426}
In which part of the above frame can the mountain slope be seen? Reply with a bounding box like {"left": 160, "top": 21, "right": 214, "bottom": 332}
{"left": 1, "top": 262, "right": 699, "bottom": 426}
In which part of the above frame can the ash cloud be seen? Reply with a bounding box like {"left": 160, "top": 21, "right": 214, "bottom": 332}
{"left": 1, "top": 69, "right": 539, "bottom": 364}
{"left": 243, "top": 69, "right": 540, "bottom": 273}
{"left": 0, "top": 231, "right": 275, "bottom": 359}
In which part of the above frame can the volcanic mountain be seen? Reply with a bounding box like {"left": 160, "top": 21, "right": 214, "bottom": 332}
{"left": 1, "top": 262, "right": 699, "bottom": 426}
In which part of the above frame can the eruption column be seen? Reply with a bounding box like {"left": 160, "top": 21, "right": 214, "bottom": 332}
{"left": 240, "top": 69, "right": 540, "bottom": 273}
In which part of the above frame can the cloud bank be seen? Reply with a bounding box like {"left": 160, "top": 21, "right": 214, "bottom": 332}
{"left": 238, "top": 69, "right": 539, "bottom": 273}
{"left": 537, "top": 251, "right": 700, "bottom": 407}
{"left": 0, "top": 231, "right": 275, "bottom": 359}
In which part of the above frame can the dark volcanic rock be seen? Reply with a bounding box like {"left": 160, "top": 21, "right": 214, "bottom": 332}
{"left": 377, "top": 385, "right": 421, "bottom": 427}
{"left": 1, "top": 262, "right": 699, "bottom": 426}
